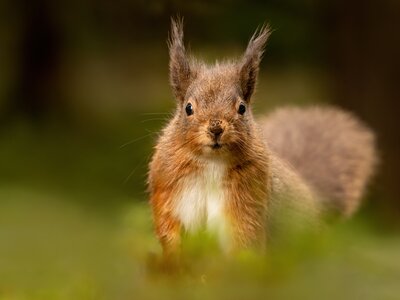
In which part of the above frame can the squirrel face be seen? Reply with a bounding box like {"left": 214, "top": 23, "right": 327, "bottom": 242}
{"left": 168, "top": 19, "right": 271, "bottom": 158}
{"left": 175, "top": 66, "right": 253, "bottom": 157}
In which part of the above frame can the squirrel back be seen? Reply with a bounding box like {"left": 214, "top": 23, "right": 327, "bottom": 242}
{"left": 261, "top": 106, "right": 377, "bottom": 217}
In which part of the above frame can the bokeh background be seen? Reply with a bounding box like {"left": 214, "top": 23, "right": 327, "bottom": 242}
{"left": 1, "top": 0, "right": 399, "bottom": 299}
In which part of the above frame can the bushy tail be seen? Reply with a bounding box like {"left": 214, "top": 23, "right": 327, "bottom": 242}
{"left": 261, "top": 106, "right": 377, "bottom": 217}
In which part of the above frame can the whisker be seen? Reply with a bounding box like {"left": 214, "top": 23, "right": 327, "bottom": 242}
{"left": 123, "top": 165, "right": 140, "bottom": 185}
{"left": 140, "top": 118, "right": 169, "bottom": 123}
{"left": 176, "top": 133, "right": 203, "bottom": 150}
{"left": 119, "top": 133, "right": 155, "bottom": 149}
{"left": 123, "top": 153, "right": 152, "bottom": 185}
{"left": 140, "top": 112, "right": 172, "bottom": 116}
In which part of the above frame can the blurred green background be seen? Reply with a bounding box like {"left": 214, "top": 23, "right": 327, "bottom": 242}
{"left": 0, "top": 0, "right": 399, "bottom": 299}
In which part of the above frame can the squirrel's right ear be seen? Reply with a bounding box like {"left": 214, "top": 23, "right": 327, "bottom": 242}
{"left": 168, "top": 17, "right": 195, "bottom": 102}
{"left": 239, "top": 24, "right": 271, "bottom": 102}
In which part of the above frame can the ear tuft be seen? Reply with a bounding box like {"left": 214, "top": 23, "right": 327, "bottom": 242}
{"left": 239, "top": 24, "right": 271, "bottom": 102}
{"left": 168, "top": 17, "right": 194, "bottom": 102}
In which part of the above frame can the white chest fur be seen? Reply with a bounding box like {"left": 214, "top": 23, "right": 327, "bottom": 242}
{"left": 173, "top": 160, "right": 229, "bottom": 241}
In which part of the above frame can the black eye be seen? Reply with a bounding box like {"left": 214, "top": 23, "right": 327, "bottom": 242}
{"left": 185, "top": 103, "right": 194, "bottom": 116}
{"left": 238, "top": 103, "right": 246, "bottom": 115}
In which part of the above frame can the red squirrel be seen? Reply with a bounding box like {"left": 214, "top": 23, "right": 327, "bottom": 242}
{"left": 148, "top": 18, "right": 377, "bottom": 260}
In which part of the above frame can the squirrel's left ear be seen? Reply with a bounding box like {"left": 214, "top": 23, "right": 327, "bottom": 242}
{"left": 238, "top": 25, "right": 271, "bottom": 102}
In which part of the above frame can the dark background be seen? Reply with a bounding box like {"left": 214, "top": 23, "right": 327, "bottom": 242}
{"left": 0, "top": 0, "right": 399, "bottom": 298}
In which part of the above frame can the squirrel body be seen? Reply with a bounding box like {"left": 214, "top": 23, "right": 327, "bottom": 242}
{"left": 149, "top": 112, "right": 270, "bottom": 253}
{"left": 148, "top": 19, "right": 377, "bottom": 258}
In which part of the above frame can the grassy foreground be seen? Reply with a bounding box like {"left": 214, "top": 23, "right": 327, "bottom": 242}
{"left": 0, "top": 186, "right": 399, "bottom": 300}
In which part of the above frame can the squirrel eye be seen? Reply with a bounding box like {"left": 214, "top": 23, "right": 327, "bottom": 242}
{"left": 238, "top": 103, "right": 246, "bottom": 115}
{"left": 185, "top": 102, "right": 194, "bottom": 116}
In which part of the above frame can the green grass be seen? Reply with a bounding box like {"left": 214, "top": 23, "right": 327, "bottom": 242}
{"left": 0, "top": 185, "right": 399, "bottom": 300}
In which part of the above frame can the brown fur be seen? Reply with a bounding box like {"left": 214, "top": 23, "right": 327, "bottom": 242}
{"left": 148, "top": 18, "right": 377, "bottom": 259}
{"left": 260, "top": 106, "right": 377, "bottom": 217}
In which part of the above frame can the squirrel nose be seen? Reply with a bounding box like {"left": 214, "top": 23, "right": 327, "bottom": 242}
{"left": 209, "top": 120, "right": 224, "bottom": 138}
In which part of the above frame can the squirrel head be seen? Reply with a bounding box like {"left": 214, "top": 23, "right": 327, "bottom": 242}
{"left": 167, "top": 18, "right": 271, "bottom": 158}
